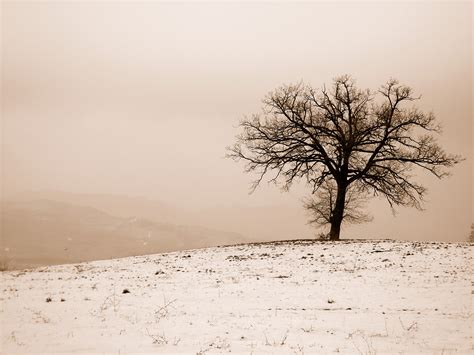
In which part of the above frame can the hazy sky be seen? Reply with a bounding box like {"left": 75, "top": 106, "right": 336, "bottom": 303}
{"left": 2, "top": 1, "right": 472, "bottom": 241}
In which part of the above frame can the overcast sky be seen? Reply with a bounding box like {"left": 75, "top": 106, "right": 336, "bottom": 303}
{"left": 2, "top": 1, "right": 472, "bottom": 241}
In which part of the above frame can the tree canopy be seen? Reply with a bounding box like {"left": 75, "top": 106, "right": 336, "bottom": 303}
{"left": 228, "top": 75, "right": 462, "bottom": 240}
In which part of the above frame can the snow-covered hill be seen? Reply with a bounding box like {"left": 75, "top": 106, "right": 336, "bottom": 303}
{"left": 1, "top": 240, "right": 472, "bottom": 353}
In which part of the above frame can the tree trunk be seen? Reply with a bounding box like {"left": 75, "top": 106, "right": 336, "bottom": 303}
{"left": 329, "top": 182, "right": 347, "bottom": 240}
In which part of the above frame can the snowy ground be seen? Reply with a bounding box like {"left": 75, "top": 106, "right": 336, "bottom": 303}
{"left": 1, "top": 240, "right": 472, "bottom": 354}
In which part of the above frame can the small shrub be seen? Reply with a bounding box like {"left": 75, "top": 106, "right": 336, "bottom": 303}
{"left": 316, "top": 233, "right": 330, "bottom": 241}
{"left": 0, "top": 259, "right": 12, "bottom": 272}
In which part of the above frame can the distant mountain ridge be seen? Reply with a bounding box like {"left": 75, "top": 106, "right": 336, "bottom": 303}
{"left": 6, "top": 189, "right": 315, "bottom": 241}
{"left": 1, "top": 198, "right": 248, "bottom": 269}
{"left": 6, "top": 190, "right": 179, "bottom": 223}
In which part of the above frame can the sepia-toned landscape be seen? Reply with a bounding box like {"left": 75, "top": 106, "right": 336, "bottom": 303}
{"left": 1, "top": 1, "right": 472, "bottom": 354}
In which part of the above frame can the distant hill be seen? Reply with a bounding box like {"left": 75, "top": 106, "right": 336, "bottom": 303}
{"left": 7, "top": 190, "right": 180, "bottom": 224}
{"left": 7, "top": 190, "right": 315, "bottom": 242}
{"left": 0, "top": 199, "right": 247, "bottom": 269}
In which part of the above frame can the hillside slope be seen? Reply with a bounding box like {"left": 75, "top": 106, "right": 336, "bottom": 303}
{"left": 1, "top": 240, "right": 472, "bottom": 353}
{"left": 1, "top": 199, "right": 247, "bottom": 269}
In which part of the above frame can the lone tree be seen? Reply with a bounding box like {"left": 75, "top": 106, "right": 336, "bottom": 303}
{"left": 228, "top": 75, "right": 461, "bottom": 240}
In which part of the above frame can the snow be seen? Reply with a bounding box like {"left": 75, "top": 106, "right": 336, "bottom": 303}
{"left": 1, "top": 240, "right": 472, "bottom": 354}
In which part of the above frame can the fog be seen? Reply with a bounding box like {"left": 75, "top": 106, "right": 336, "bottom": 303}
{"left": 2, "top": 1, "right": 472, "bottom": 243}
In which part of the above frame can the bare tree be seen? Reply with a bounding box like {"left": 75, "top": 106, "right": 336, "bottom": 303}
{"left": 228, "top": 75, "right": 462, "bottom": 240}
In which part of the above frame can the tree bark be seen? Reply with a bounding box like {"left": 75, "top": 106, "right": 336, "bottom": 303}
{"left": 329, "top": 183, "right": 347, "bottom": 240}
